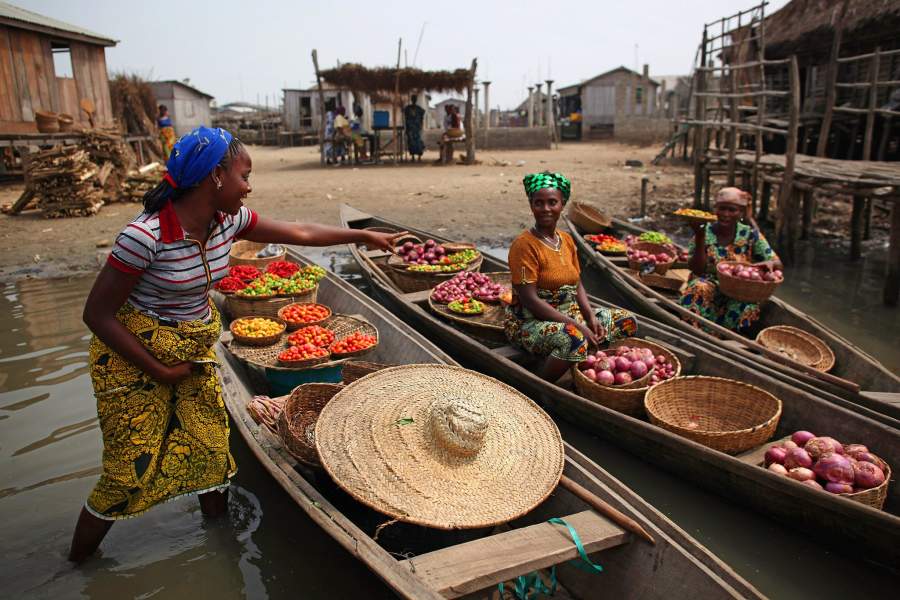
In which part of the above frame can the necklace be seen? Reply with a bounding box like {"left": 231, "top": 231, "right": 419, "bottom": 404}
{"left": 531, "top": 227, "right": 561, "bottom": 251}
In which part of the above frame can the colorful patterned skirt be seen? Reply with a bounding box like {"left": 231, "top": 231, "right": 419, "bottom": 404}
{"left": 504, "top": 285, "right": 637, "bottom": 362}
{"left": 85, "top": 302, "right": 235, "bottom": 520}
{"left": 159, "top": 126, "right": 176, "bottom": 160}
{"left": 679, "top": 276, "right": 761, "bottom": 332}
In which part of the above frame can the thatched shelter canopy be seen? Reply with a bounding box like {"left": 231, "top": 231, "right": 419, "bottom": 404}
{"left": 318, "top": 63, "right": 473, "bottom": 95}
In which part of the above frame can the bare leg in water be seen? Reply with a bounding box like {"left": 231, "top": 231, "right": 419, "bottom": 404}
{"left": 68, "top": 489, "right": 229, "bottom": 563}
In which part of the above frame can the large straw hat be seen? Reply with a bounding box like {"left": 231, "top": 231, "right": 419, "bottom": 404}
{"left": 315, "top": 364, "right": 564, "bottom": 529}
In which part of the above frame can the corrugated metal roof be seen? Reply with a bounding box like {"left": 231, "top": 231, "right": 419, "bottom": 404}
{"left": 151, "top": 80, "right": 215, "bottom": 100}
{"left": 0, "top": 1, "right": 116, "bottom": 46}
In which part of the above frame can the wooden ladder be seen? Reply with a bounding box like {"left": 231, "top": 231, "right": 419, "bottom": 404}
{"left": 400, "top": 510, "right": 627, "bottom": 598}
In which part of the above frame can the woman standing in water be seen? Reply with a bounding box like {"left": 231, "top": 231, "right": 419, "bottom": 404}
{"left": 69, "top": 127, "right": 399, "bottom": 562}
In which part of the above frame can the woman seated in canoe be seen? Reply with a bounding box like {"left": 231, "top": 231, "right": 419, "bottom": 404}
{"left": 69, "top": 127, "right": 399, "bottom": 563}
{"left": 680, "top": 187, "right": 783, "bottom": 332}
{"left": 505, "top": 171, "right": 638, "bottom": 382}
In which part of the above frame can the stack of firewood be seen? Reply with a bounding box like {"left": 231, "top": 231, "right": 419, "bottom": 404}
{"left": 82, "top": 129, "right": 136, "bottom": 202}
{"left": 28, "top": 146, "right": 104, "bottom": 218}
{"left": 122, "top": 161, "right": 165, "bottom": 201}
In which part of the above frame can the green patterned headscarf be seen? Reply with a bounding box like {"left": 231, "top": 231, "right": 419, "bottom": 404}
{"left": 523, "top": 171, "right": 571, "bottom": 203}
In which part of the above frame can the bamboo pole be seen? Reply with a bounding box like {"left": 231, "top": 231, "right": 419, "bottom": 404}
{"left": 775, "top": 55, "right": 801, "bottom": 263}
{"left": 862, "top": 48, "right": 880, "bottom": 162}
{"left": 393, "top": 39, "right": 402, "bottom": 165}
{"left": 692, "top": 28, "right": 708, "bottom": 208}
{"left": 464, "top": 58, "right": 477, "bottom": 164}
{"left": 816, "top": 0, "right": 849, "bottom": 158}
{"left": 311, "top": 50, "right": 327, "bottom": 167}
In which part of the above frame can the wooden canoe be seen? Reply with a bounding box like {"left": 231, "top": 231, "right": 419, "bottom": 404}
{"left": 215, "top": 249, "right": 762, "bottom": 600}
{"left": 564, "top": 214, "right": 900, "bottom": 420}
{"left": 340, "top": 204, "right": 900, "bottom": 569}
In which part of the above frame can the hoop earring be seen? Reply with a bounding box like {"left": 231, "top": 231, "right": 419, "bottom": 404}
{"left": 214, "top": 177, "right": 222, "bottom": 190}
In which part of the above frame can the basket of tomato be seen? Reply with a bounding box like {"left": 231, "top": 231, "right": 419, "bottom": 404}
{"left": 330, "top": 331, "right": 378, "bottom": 359}
{"left": 287, "top": 325, "right": 335, "bottom": 348}
{"left": 278, "top": 302, "right": 332, "bottom": 330}
{"left": 277, "top": 342, "right": 331, "bottom": 368}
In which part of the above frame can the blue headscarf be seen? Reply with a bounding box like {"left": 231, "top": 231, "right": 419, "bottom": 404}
{"left": 162, "top": 127, "right": 233, "bottom": 196}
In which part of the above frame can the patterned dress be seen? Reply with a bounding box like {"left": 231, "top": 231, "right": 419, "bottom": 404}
{"left": 158, "top": 116, "right": 176, "bottom": 160}
{"left": 404, "top": 104, "right": 426, "bottom": 156}
{"left": 504, "top": 230, "right": 637, "bottom": 361}
{"left": 679, "top": 222, "right": 779, "bottom": 332}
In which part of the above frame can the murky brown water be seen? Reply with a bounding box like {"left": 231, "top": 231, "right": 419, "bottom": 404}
{"left": 1, "top": 248, "right": 897, "bottom": 599}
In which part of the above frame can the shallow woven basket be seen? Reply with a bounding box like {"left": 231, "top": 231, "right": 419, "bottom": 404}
{"left": 388, "top": 248, "right": 484, "bottom": 293}
{"left": 568, "top": 201, "right": 612, "bottom": 234}
{"left": 571, "top": 338, "right": 682, "bottom": 418}
{"left": 229, "top": 316, "right": 286, "bottom": 347}
{"left": 757, "top": 325, "right": 835, "bottom": 373}
{"left": 35, "top": 110, "right": 59, "bottom": 133}
{"left": 674, "top": 211, "right": 717, "bottom": 226}
{"left": 277, "top": 348, "right": 331, "bottom": 368}
{"left": 225, "top": 289, "right": 317, "bottom": 319}
{"left": 229, "top": 240, "right": 286, "bottom": 268}
{"left": 627, "top": 242, "right": 676, "bottom": 275}
{"left": 844, "top": 462, "right": 891, "bottom": 510}
{"left": 426, "top": 272, "right": 510, "bottom": 345}
{"left": 277, "top": 284, "right": 318, "bottom": 300}
{"left": 330, "top": 322, "right": 380, "bottom": 359}
{"left": 717, "top": 261, "right": 782, "bottom": 303}
{"left": 277, "top": 383, "right": 343, "bottom": 467}
{"left": 341, "top": 360, "right": 394, "bottom": 384}
{"left": 755, "top": 326, "right": 823, "bottom": 367}
{"left": 277, "top": 302, "right": 332, "bottom": 331}
{"left": 58, "top": 113, "right": 75, "bottom": 132}
{"left": 644, "top": 376, "right": 782, "bottom": 454}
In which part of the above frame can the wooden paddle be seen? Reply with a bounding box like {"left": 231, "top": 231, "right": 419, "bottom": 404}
{"left": 80, "top": 98, "right": 95, "bottom": 128}
{"left": 559, "top": 474, "right": 656, "bottom": 545}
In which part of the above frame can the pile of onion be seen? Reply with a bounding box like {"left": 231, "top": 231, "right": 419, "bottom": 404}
{"left": 763, "top": 430, "right": 888, "bottom": 495}
{"left": 718, "top": 262, "right": 783, "bottom": 282}
{"left": 578, "top": 345, "right": 672, "bottom": 387}
{"left": 431, "top": 272, "right": 506, "bottom": 304}
{"left": 396, "top": 239, "right": 447, "bottom": 265}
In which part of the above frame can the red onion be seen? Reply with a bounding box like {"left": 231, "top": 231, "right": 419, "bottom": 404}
{"left": 584, "top": 355, "right": 597, "bottom": 368}
{"left": 787, "top": 467, "right": 815, "bottom": 482}
{"left": 813, "top": 453, "right": 854, "bottom": 484}
{"left": 853, "top": 451, "right": 888, "bottom": 472}
{"left": 781, "top": 440, "right": 799, "bottom": 451}
{"left": 791, "top": 430, "right": 816, "bottom": 446}
{"left": 784, "top": 447, "right": 813, "bottom": 469}
{"left": 765, "top": 446, "right": 788, "bottom": 466}
{"left": 852, "top": 461, "right": 886, "bottom": 489}
{"left": 584, "top": 369, "right": 597, "bottom": 382}
{"left": 630, "top": 360, "right": 648, "bottom": 379}
{"left": 614, "top": 371, "right": 633, "bottom": 385}
{"left": 596, "top": 370, "right": 615, "bottom": 386}
{"left": 595, "top": 358, "right": 612, "bottom": 372}
{"left": 820, "top": 437, "right": 844, "bottom": 454}
{"left": 801, "top": 479, "right": 824, "bottom": 490}
{"left": 768, "top": 463, "right": 788, "bottom": 475}
{"left": 843, "top": 444, "right": 869, "bottom": 458}
{"left": 824, "top": 482, "right": 854, "bottom": 494}
{"left": 805, "top": 437, "right": 840, "bottom": 460}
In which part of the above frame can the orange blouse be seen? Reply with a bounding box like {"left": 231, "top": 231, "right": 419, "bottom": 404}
{"left": 508, "top": 229, "right": 581, "bottom": 290}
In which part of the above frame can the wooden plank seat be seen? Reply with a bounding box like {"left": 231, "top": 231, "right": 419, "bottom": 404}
{"left": 860, "top": 391, "right": 900, "bottom": 408}
{"left": 363, "top": 249, "right": 392, "bottom": 260}
{"left": 402, "top": 289, "right": 433, "bottom": 304}
{"left": 400, "top": 510, "right": 627, "bottom": 599}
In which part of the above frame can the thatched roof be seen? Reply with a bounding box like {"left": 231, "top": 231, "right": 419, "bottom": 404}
{"left": 737, "top": 0, "right": 900, "bottom": 59}
{"left": 318, "top": 64, "right": 473, "bottom": 95}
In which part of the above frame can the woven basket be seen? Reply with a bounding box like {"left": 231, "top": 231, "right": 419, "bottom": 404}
{"left": 277, "top": 302, "right": 332, "bottom": 331}
{"left": 571, "top": 339, "right": 682, "bottom": 417}
{"left": 627, "top": 242, "right": 676, "bottom": 275}
{"left": 717, "top": 261, "right": 782, "bottom": 303}
{"left": 229, "top": 317, "right": 286, "bottom": 347}
{"left": 644, "top": 376, "right": 782, "bottom": 454}
{"left": 845, "top": 462, "right": 891, "bottom": 510}
{"left": 568, "top": 201, "right": 611, "bottom": 234}
{"left": 278, "top": 350, "right": 331, "bottom": 369}
{"left": 225, "top": 289, "right": 317, "bottom": 319}
{"left": 757, "top": 326, "right": 835, "bottom": 373}
{"left": 365, "top": 226, "right": 422, "bottom": 248}
{"left": 330, "top": 321, "right": 380, "bottom": 359}
{"left": 229, "top": 240, "right": 286, "bottom": 268}
{"left": 58, "top": 113, "right": 75, "bottom": 132}
{"left": 277, "top": 383, "right": 343, "bottom": 467}
{"left": 426, "top": 272, "right": 510, "bottom": 345}
{"left": 35, "top": 110, "right": 59, "bottom": 133}
{"left": 341, "top": 360, "right": 393, "bottom": 384}
{"left": 755, "top": 326, "right": 823, "bottom": 367}
{"left": 388, "top": 245, "right": 484, "bottom": 293}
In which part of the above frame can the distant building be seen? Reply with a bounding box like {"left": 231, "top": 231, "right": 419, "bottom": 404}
{"left": 148, "top": 80, "right": 214, "bottom": 136}
{"left": 0, "top": 1, "right": 117, "bottom": 133}
{"left": 282, "top": 87, "right": 360, "bottom": 136}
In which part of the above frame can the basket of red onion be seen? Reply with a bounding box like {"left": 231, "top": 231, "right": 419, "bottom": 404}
{"left": 572, "top": 339, "right": 682, "bottom": 417}
{"left": 430, "top": 271, "right": 508, "bottom": 304}
{"left": 763, "top": 431, "right": 891, "bottom": 510}
{"left": 389, "top": 239, "right": 483, "bottom": 292}
{"left": 627, "top": 243, "right": 675, "bottom": 275}
{"left": 644, "top": 376, "right": 782, "bottom": 454}
{"left": 716, "top": 261, "right": 784, "bottom": 303}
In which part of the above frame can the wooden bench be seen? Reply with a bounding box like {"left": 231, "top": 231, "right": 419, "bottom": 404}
{"left": 401, "top": 510, "right": 627, "bottom": 598}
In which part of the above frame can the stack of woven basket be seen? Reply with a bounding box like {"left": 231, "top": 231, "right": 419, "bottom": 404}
{"left": 28, "top": 146, "right": 104, "bottom": 218}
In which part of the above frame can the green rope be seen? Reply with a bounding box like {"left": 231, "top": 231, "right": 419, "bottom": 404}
{"left": 497, "top": 517, "right": 604, "bottom": 599}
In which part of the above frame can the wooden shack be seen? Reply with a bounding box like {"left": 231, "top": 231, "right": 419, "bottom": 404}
{"left": 0, "top": 2, "right": 116, "bottom": 133}
{"left": 148, "top": 80, "right": 213, "bottom": 136}
{"left": 282, "top": 86, "right": 357, "bottom": 140}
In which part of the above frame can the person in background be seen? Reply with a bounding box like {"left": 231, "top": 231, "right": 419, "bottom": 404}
{"left": 505, "top": 171, "right": 638, "bottom": 382}
{"left": 439, "top": 105, "right": 465, "bottom": 164}
{"left": 331, "top": 106, "right": 350, "bottom": 165}
{"left": 323, "top": 100, "right": 336, "bottom": 164}
{"left": 404, "top": 94, "right": 426, "bottom": 162}
{"left": 680, "top": 187, "right": 783, "bottom": 332}
{"left": 157, "top": 105, "right": 175, "bottom": 160}
{"left": 67, "top": 127, "right": 401, "bottom": 563}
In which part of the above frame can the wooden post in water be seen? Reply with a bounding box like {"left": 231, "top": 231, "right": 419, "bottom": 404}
{"left": 885, "top": 201, "right": 900, "bottom": 306}
{"left": 393, "top": 39, "right": 402, "bottom": 165}
{"left": 311, "top": 50, "right": 327, "bottom": 167}
{"left": 775, "top": 56, "right": 801, "bottom": 264}
{"left": 693, "top": 28, "right": 708, "bottom": 208}
{"left": 464, "top": 58, "right": 477, "bottom": 164}
{"left": 816, "top": 0, "right": 849, "bottom": 158}
{"left": 850, "top": 195, "right": 865, "bottom": 260}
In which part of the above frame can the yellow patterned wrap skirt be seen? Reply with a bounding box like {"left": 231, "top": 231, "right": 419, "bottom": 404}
{"left": 85, "top": 302, "right": 236, "bottom": 520}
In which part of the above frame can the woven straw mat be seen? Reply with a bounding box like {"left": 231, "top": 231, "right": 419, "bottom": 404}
{"left": 315, "top": 364, "right": 564, "bottom": 529}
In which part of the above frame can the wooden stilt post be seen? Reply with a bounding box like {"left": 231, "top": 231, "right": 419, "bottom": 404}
{"left": 877, "top": 118, "right": 892, "bottom": 161}
{"left": 311, "top": 50, "right": 327, "bottom": 167}
{"left": 862, "top": 48, "right": 880, "bottom": 163}
{"left": 801, "top": 189, "right": 813, "bottom": 240}
{"left": 393, "top": 39, "right": 402, "bottom": 165}
{"left": 693, "top": 28, "right": 708, "bottom": 208}
{"left": 464, "top": 58, "right": 477, "bottom": 165}
{"left": 775, "top": 56, "right": 801, "bottom": 264}
{"left": 885, "top": 200, "right": 900, "bottom": 306}
{"left": 816, "top": 0, "right": 849, "bottom": 158}
{"left": 850, "top": 195, "right": 865, "bottom": 260}
{"left": 759, "top": 180, "right": 772, "bottom": 222}
{"left": 703, "top": 165, "right": 712, "bottom": 210}
{"left": 863, "top": 198, "right": 872, "bottom": 240}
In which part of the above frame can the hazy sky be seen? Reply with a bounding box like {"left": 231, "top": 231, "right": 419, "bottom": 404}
{"left": 16, "top": 0, "right": 788, "bottom": 109}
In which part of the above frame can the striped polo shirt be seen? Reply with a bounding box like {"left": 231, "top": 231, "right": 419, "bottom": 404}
{"left": 108, "top": 200, "right": 258, "bottom": 320}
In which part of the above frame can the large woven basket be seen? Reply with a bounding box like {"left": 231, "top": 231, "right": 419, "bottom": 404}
{"left": 225, "top": 288, "right": 318, "bottom": 319}
{"left": 757, "top": 325, "right": 835, "bottom": 373}
{"left": 277, "top": 383, "right": 344, "bottom": 467}
{"left": 568, "top": 201, "right": 611, "bottom": 234}
{"left": 644, "top": 376, "right": 782, "bottom": 454}
{"left": 627, "top": 242, "right": 675, "bottom": 275}
{"left": 229, "top": 240, "right": 286, "bottom": 268}
{"left": 229, "top": 316, "right": 286, "bottom": 347}
{"left": 571, "top": 338, "right": 682, "bottom": 417}
{"left": 388, "top": 244, "right": 484, "bottom": 293}
{"left": 341, "top": 360, "right": 394, "bottom": 384}
{"left": 717, "top": 261, "right": 782, "bottom": 303}
{"left": 755, "top": 326, "right": 823, "bottom": 367}
{"left": 426, "top": 271, "right": 510, "bottom": 345}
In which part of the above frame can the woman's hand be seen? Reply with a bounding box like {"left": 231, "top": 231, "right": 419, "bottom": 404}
{"left": 587, "top": 315, "right": 607, "bottom": 340}
{"left": 753, "top": 260, "right": 780, "bottom": 272}
{"left": 153, "top": 362, "right": 194, "bottom": 385}
{"left": 575, "top": 322, "right": 601, "bottom": 347}
{"left": 364, "top": 230, "right": 408, "bottom": 252}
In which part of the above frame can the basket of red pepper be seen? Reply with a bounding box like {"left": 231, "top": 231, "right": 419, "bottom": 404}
{"left": 229, "top": 265, "right": 261, "bottom": 282}
{"left": 215, "top": 276, "right": 248, "bottom": 294}
{"left": 266, "top": 260, "right": 301, "bottom": 278}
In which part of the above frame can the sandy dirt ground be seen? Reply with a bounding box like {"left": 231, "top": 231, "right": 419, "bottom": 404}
{"left": 0, "top": 140, "right": 888, "bottom": 281}
{"left": 0, "top": 141, "right": 691, "bottom": 280}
